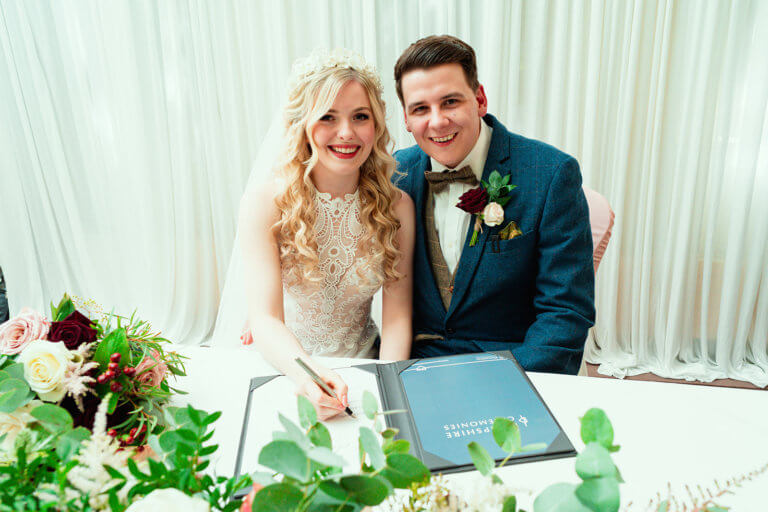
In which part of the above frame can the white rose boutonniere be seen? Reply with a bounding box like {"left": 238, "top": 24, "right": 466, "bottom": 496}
{"left": 17, "top": 340, "right": 71, "bottom": 402}
{"left": 482, "top": 202, "right": 505, "bottom": 227}
{"left": 456, "top": 170, "right": 517, "bottom": 246}
{"left": 126, "top": 488, "right": 210, "bottom": 512}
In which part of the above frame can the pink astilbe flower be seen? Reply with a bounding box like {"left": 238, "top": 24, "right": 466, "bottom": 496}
{"left": 134, "top": 350, "right": 167, "bottom": 388}
{"left": 62, "top": 343, "right": 99, "bottom": 412}
{"left": 0, "top": 308, "right": 50, "bottom": 355}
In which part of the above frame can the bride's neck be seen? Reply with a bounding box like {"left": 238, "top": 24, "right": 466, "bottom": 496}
{"left": 310, "top": 172, "right": 359, "bottom": 198}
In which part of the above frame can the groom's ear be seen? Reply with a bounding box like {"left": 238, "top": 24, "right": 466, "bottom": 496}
{"left": 475, "top": 85, "right": 488, "bottom": 117}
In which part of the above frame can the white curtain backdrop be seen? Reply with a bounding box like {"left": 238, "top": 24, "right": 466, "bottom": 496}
{"left": 1, "top": 1, "right": 766, "bottom": 385}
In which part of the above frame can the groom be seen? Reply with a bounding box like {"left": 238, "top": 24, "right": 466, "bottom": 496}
{"left": 393, "top": 35, "right": 595, "bottom": 374}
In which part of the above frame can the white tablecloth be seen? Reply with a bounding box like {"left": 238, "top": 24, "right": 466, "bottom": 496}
{"left": 172, "top": 347, "right": 768, "bottom": 510}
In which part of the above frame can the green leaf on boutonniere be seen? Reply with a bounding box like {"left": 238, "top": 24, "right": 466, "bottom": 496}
{"left": 497, "top": 196, "right": 512, "bottom": 207}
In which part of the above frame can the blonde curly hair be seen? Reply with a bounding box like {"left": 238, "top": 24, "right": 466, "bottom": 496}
{"left": 273, "top": 60, "right": 402, "bottom": 287}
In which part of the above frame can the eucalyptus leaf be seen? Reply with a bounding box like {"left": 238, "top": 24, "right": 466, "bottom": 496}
{"left": 467, "top": 441, "right": 494, "bottom": 476}
{"left": 30, "top": 404, "right": 73, "bottom": 432}
{"left": 308, "top": 422, "right": 332, "bottom": 449}
{"left": 359, "top": 427, "right": 386, "bottom": 470}
{"left": 383, "top": 438, "right": 410, "bottom": 455}
{"left": 250, "top": 483, "right": 303, "bottom": 512}
{"left": 502, "top": 495, "right": 517, "bottom": 512}
{"left": 307, "top": 446, "right": 346, "bottom": 468}
{"left": 381, "top": 428, "right": 398, "bottom": 439}
{"left": 492, "top": 417, "right": 521, "bottom": 453}
{"left": 574, "top": 476, "right": 620, "bottom": 512}
{"left": 339, "top": 475, "right": 391, "bottom": 506}
{"left": 318, "top": 479, "right": 348, "bottom": 501}
{"left": 0, "top": 378, "right": 32, "bottom": 413}
{"left": 55, "top": 427, "right": 90, "bottom": 460}
{"left": 250, "top": 471, "right": 277, "bottom": 488}
{"left": 258, "top": 440, "right": 311, "bottom": 482}
{"left": 278, "top": 413, "right": 311, "bottom": 449}
{"left": 575, "top": 443, "right": 621, "bottom": 481}
{"left": 297, "top": 395, "right": 317, "bottom": 428}
{"left": 380, "top": 453, "right": 430, "bottom": 488}
{"left": 362, "top": 390, "right": 378, "bottom": 419}
{"left": 580, "top": 408, "right": 618, "bottom": 451}
{"left": 533, "top": 483, "right": 592, "bottom": 512}
{"left": 2, "top": 363, "right": 24, "bottom": 381}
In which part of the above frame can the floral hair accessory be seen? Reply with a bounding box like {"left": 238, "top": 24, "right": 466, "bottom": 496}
{"left": 456, "top": 170, "right": 517, "bottom": 246}
{"left": 287, "top": 48, "right": 382, "bottom": 95}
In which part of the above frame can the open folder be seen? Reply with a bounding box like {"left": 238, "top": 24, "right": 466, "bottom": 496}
{"left": 234, "top": 351, "right": 575, "bottom": 481}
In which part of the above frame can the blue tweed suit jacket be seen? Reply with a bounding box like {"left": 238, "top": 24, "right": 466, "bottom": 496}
{"left": 394, "top": 114, "right": 595, "bottom": 374}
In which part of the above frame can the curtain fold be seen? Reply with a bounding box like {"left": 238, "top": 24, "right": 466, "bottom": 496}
{"left": 1, "top": 0, "right": 766, "bottom": 384}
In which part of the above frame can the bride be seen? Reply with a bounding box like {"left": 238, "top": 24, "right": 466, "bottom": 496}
{"left": 227, "top": 50, "right": 414, "bottom": 419}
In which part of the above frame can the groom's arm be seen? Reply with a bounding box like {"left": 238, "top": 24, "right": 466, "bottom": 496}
{"left": 512, "top": 157, "right": 595, "bottom": 374}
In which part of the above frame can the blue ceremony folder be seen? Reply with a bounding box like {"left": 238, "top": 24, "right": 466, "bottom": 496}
{"left": 371, "top": 351, "right": 576, "bottom": 472}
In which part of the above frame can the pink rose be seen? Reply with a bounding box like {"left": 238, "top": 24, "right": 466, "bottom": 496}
{"left": 134, "top": 349, "right": 167, "bottom": 388}
{"left": 0, "top": 308, "right": 50, "bottom": 355}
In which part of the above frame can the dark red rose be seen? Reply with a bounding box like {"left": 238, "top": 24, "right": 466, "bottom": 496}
{"left": 456, "top": 187, "right": 489, "bottom": 214}
{"left": 48, "top": 310, "right": 97, "bottom": 350}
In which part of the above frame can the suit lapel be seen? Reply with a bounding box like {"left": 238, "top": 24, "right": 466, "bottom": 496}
{"left": 447, "top": 119, "right": 511, "bottom": 320}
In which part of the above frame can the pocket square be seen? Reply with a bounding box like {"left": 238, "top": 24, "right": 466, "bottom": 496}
{"left": 499, "top": 220, "right": 523, "bottom": 240}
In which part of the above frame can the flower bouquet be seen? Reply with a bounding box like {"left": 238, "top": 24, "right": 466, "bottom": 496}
{"left": 0, "top": 294, "right": 185, "bottom": 453}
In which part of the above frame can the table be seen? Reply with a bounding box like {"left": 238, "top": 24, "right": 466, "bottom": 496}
{"left": 172, "top": 347, "right": 768, "bottom": 510}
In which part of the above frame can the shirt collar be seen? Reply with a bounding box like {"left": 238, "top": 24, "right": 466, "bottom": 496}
{"left": 430, "top": 118, "right": 493, "bottom": 182}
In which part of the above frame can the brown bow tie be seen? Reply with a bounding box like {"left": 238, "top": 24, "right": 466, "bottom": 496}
{"left": 424, "top": 165, "right": 478, "bottom": 193}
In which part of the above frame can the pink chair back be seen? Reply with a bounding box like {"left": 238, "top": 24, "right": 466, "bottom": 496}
{"left": 583, "top": 187, "right": 615, "bottom": 272}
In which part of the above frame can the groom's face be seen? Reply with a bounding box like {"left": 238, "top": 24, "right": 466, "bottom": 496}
{"left": 401, "top": 63, "right": 488, "bottom": 169}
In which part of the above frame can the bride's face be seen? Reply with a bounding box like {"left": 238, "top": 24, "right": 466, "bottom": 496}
{"left": 308, "top": 80, "right": 376, "bottom": 185}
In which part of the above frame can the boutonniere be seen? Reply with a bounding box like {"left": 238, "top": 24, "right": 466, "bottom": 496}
{"left": 456, "top": 170, "right": 517, "bottom": 246}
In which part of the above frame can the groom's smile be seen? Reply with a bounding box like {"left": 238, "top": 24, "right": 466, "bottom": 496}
{"left": 400, "top": 63, "right": 487, "bottom": 169}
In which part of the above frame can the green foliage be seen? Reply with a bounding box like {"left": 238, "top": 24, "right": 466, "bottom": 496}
{"left": 580, "top": 409, "right": 620, "bottom": 453}
{"left": 0, "top": 377, "right": 33, "bottom": 413}
{"left": 249, "top": 392, "right": 430, "bottom": 510}
{"left": 485, "top": 170, "right": 517, "bottom": 203}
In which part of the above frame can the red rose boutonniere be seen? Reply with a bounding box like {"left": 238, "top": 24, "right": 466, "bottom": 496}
{"left": 456, "top": 170, "right": 517, "bottom": 246}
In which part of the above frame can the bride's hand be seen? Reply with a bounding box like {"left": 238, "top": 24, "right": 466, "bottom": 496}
{"left": 296, "top": 367, "right": 349, "bottom": 421}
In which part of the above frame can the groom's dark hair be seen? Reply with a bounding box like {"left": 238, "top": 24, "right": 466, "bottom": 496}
{"left": 394, "top": 35, "right": 479, "bottom": 104}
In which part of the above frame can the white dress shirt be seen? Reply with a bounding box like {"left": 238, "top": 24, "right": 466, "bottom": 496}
{"left": 430, "top": 120, "right": 493, "bottom": 273}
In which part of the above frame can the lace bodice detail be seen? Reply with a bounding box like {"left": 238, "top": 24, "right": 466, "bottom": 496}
{"left": 282, "top": 191, "right": 381, "bottom": 357}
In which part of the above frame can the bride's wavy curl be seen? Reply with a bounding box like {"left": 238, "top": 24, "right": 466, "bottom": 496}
{"left": 274, "top": 65, "right": 402, "bottom": 287}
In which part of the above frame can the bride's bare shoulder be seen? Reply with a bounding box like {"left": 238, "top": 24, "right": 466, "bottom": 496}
{"left": 239, "top": 180, "right": 282, "bottom": 227}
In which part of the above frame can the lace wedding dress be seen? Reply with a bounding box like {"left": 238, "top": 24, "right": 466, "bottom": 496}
{"left": 281, "top": 190, "right": 380, "bottom": 358}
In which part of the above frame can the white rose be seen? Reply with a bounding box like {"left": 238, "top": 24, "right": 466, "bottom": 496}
{"left": 482, "top": 202, "right": 505, "bottom": 227}
{"left": 0, "top": 400, "right": 41, "bottom": 452}
{"left": 17, "top": 340, "right": 71, "bottom": 402}
{"left": 126, "top": 488, "right": 210, "bottom": 512}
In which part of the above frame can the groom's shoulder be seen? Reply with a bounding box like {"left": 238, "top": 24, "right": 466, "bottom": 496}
{"left": 394, "top": 144, "right": 425, "bottom": 169}
{"left": 392, "top": 144, "right": 426, "bottom": 191}
{"left": 488, "top": 115, "right": 575, "bottom": 169}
